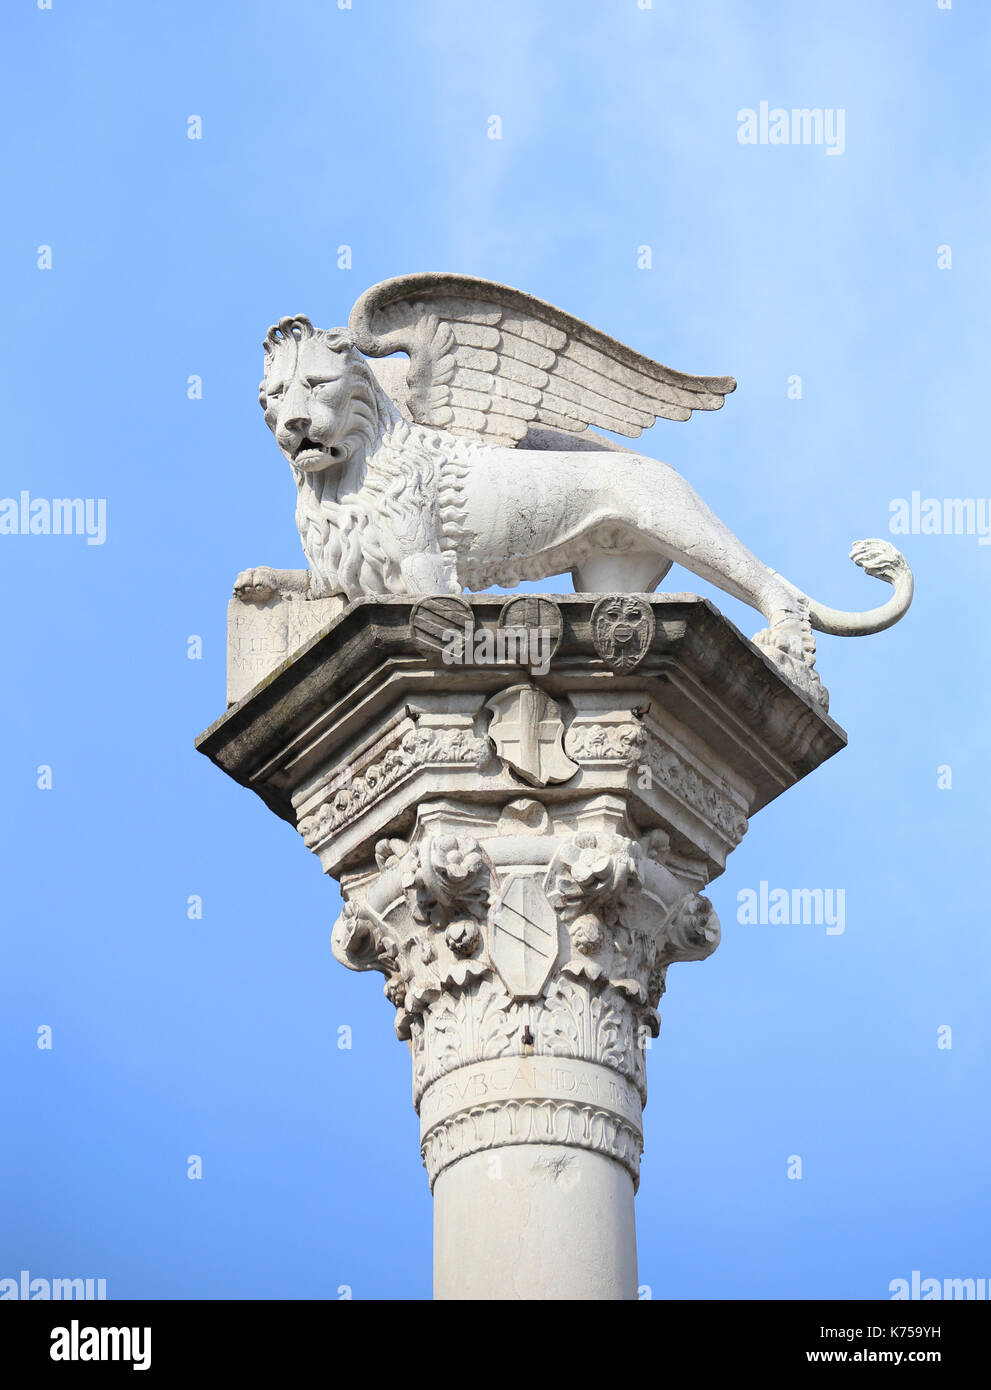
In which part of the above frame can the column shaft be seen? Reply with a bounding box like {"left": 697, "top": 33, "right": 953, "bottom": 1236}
{"left": 433, "top": 1146, "right": 637, "bottom": 1300}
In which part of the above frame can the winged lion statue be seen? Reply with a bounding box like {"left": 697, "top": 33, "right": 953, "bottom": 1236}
{"left": 234, "top": 273, "right": 912, "bottom": 706}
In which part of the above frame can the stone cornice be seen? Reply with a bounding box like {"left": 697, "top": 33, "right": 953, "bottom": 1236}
{"left": 196, "top": 595, "right": 846, "bottom": 831}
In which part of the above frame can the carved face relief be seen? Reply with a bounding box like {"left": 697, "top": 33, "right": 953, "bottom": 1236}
{"left": 259, "top": 316, "right": 376, "bottom": 474}
{"left": 590, "top": 596, "right": 655, "bottom": 672}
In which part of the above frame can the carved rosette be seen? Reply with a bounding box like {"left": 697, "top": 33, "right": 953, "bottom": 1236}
{"left": 330, "top": 809, "right": 721, "bottom": 1191}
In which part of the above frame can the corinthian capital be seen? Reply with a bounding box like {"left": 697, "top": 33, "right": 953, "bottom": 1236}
{"left": 329, "top": 794, "right": 723, "bottom": 1189}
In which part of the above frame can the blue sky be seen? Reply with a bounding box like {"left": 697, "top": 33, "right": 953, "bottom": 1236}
{"left": 1, "top": 0, "right": 988, "bottom": 1299}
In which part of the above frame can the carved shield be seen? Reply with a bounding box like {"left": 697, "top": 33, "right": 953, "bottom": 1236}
{"left": 410, "top": 596, "right": 474, "bottom": 658}
{"left": 485, "top": 684, "right": 579, "bottom": 787}
{"left": 590, "top": 596, "right": 655, "bottom": 672}
{"left": 498, "top": 596, "right": 563, "bottom": 669}
{"left": 488, "top": 874, "right": 559, "bottom": 999}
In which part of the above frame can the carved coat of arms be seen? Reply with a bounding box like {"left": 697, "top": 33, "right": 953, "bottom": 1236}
{"left": 591, "top": 596, "right": 655, "bottom": 671}
{"left": 488, "top": 874, "right": 559, "bottom": 1000}
{"left": 485, "top": 685, "right": 579, "bottom": 787}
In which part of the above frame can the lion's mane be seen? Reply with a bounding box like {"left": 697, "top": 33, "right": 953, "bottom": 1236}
{"left": 261, "top": 315, "right": 479, "bottom": 599}
{"left": 295, "top": 362, "right": 476, "bottom": 600}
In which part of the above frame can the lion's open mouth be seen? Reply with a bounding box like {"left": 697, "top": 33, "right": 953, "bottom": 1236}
{"left": 293, "top": 438, "right": 347, "bottom": 465}
{"left": 294, "top": 437, "right": 326, "bottom": 459}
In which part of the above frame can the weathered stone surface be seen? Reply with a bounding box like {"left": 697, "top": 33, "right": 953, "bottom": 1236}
{"left": 226, "top": 593, "right": 343, "bottom": 706}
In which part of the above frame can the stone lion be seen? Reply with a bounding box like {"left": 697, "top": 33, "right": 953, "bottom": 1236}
{"left": 234, "top": 273, "right": 912, "bottom": 705}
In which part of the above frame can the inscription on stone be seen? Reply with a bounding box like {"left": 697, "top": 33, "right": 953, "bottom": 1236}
{"left": 419, "top": 1056, "right": 643, "bottom": 1131}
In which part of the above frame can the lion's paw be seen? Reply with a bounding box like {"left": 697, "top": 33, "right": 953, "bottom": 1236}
{"left": 753, "top": 625, "right": 829, "bottom": 709}
{"left": 752, "top": 613, "right": 807, "bottom": 663}
{"left": 233, "top": 566, "right": 279, "bottom": 603}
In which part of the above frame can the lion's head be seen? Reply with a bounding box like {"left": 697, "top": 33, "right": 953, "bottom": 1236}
{"left": 259, "top": 316, "right": 382, "bottom": 475}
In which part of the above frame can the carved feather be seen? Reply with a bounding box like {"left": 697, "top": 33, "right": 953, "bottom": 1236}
{"left": 349, "top": 273, "right": 736, "bottom": 448}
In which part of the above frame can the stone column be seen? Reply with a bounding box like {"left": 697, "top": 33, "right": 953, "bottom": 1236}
{"left": 197, "top": 592, "right": 845, "bottom": 1300}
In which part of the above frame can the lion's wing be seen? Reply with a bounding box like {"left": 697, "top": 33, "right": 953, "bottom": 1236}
{"left": 348, "top": 273, "right": 736, "bottom": 448}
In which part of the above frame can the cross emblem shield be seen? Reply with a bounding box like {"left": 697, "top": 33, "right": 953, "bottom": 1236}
{"left": 485, "top": 684, "right": 579, "bottom": 787}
